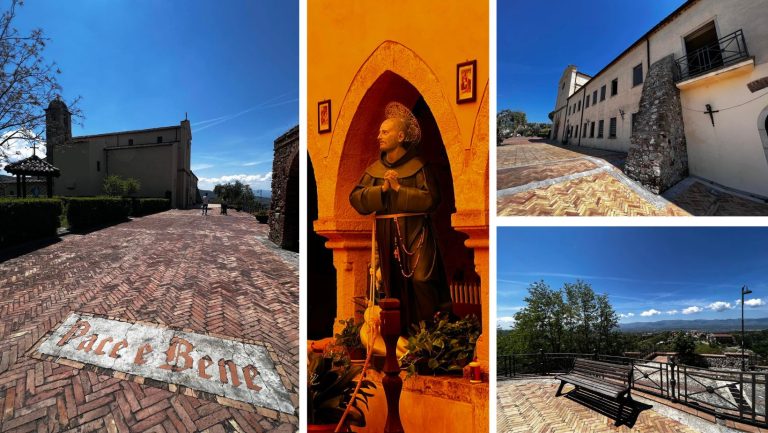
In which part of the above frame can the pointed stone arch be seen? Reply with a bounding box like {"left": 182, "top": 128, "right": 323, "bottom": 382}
{"left": 309, "top": 41, "right": 489, "bottom": 349}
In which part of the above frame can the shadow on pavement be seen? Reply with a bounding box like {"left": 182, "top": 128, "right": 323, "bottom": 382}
{"left": 0, "top": 236, "right": 62, "bottom": 264}
{"left": 564, "top": 388, "right": 653, "bottom": 428}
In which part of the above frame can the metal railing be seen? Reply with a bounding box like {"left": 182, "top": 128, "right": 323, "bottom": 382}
{"left": 498, "top": 352, "right": 768, "bottom": 428}
{"left": 675, "top": 29, "right": 750, "bottom": 82}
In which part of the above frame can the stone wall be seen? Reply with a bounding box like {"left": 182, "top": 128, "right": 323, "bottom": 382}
{"left": 625, "top": 55, "right": 688, "bottom": 193}
{"left": 268, "top": 126, "right": 299, "bottom": 251}
{"left": 697, "top": 354, "right": 748, "bottom": 370}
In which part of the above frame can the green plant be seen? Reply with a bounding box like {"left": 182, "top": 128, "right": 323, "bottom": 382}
{"left": 335, "top": 318, "right": 364, "bottom": 351}
{"left": 102, "top": 175, "right": 141, "bottom": 197}
{"left": 308, "top": 352, "right": 375, "bottom": 427}
{"left": 130, "top": 198, "right": 170, "bottom": 216}
{"left": 401, "top": 313, "right": 481, "bottom": 377}
{"left": 0, "top": 198, "right": 62, "bottom": 246}
{"left": 64, "top": 197, "right": 130, "bottom": 230}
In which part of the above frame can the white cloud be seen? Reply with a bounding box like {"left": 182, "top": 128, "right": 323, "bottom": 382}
{"left": 1, "top": 131, "right": 45, "bottom": 173}
{"left": 666, "top": 310, "right": 678, "bottom": 315}
{"left": 745, "top": 298, "right": 766, "bottom": 307}
{"left": 619, "top": 313, "right": 635, "bottom": 319}
{"left": 197, "top": 173, "right": 273, "bottom": 191}
{"left": 708, "top": 301, "right": 733, "bottom": 312}
{"left": 191, "top": 163, "right": 214, "bottom": 171}
{"left": 497, "top": 316, "right": 516, "bottom": 329}
{"left": 640, "top": 309, "right": 661, "bottom": 317}
{"left": 682, "top": 306, "right": 703, "bottom": 315}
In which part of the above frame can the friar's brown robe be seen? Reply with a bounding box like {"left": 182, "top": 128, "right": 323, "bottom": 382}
{"left": 349, "top": 146, "right": 452, "bottom": 335}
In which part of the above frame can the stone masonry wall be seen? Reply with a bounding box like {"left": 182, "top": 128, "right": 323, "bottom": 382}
{"left": 268, "top": 126, "right": 299, "bottom": 251}
{"left": 625, "top": 55, "right": 688, "bottom": 194}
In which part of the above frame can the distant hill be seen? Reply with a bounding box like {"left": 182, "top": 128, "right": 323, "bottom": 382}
{"left": 620, "top": 317, "right": 768, "bottom": 333}
{"left": 199, "top": 189, "right": 272, "bottom": 199}
{"left": 199, "top": 189, "right": 217, "bottom": 200}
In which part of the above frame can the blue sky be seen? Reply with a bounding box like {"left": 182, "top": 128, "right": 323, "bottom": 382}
{"left": 498, "top": 228, "right": 768, "bottom": 329}
{"left": 498, "top": 0, "right": 686, "bottom": 123}
{"left": 4, "top": 1, "right": 297, "bottom": 192}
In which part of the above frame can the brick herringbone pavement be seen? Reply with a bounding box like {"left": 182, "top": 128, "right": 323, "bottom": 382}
{"left": 498, "top": 173, "right": 689, "bottom": 216}
{"left": 669, "top": 181, "right": 768, "bottom": 216}
{"left": 0, "top": 209, "right": 298, "bottom": 432}
{"left": 497, "top": 159, "right": 598, "bottom": 190}
{"left": 498, "top": 380, "right": 701, "bottom": 433}
{"left": 497, "top": 137, "right": 768, "bottom": 216}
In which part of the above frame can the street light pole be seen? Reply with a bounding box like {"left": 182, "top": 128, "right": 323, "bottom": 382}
{"left": 742, "top": 285, "right": 752, "bottom": 371}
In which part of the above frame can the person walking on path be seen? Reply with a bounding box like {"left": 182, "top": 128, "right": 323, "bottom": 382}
{"left": 202, "top": 193, "right": 209, "bottom": 215}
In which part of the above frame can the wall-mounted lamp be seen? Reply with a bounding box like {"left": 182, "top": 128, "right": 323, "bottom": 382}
{"left": 619, "top": 109, "right": 625, "bottom": 120}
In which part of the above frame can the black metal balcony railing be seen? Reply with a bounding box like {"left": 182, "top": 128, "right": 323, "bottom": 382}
{"left": 498, "top": 352, "right": 768, "bottom": 428}
{"left": 675, "top": 29, "right": 750, "bottom": 82}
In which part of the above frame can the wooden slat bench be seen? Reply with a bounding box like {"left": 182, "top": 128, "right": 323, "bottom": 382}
{"left": 555, "top": 358, "right": 634, "bottom": 426}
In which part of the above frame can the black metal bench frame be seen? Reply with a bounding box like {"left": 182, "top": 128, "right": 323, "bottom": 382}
{"left": 555, "top": 358, "right": 634, "bottom": 426}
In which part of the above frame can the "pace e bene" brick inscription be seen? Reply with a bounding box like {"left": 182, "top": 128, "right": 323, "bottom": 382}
{"left": 38, "top": 313, "right": 294, "bottom": 414}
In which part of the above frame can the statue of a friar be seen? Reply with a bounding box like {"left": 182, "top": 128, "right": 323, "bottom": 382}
{"left": 350, "top": 102, "right": 452, "bottom": 336}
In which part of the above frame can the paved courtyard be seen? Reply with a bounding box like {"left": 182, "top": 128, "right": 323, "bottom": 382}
{"left": 497, "top": 138, "right": 768, "bottom": 216}
{"left": 0, "top": 208, "right": 298, "bottom": 432}
{"left": 498, "top": 379, "right": 742, "bottom": 433}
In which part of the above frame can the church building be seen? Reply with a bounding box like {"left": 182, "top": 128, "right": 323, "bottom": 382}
{"left": 550, "top": 0, "right": 768, "bottom": 198}
{"left": 45, "top": 99, "right": 197, "bottom": 208}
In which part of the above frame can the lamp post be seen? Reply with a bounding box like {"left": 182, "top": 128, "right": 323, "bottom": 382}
{"left": 742, "top": 285, "right": 752, "bottom": 371}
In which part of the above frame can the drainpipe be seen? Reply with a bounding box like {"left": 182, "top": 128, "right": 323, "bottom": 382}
{"left": 646, "top": 37, "right": 651, "bottom": 73}
{"left": 578, "top": 87, "right": 587, "bottom": 146}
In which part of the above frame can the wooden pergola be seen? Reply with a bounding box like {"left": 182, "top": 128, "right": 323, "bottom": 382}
{"left": 4, "top": 155, "right": 60, "bottom": 198}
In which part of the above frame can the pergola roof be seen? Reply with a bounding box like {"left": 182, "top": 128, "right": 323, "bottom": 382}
{"left": 4, "top": 155, "right": 60, "bottom": 177}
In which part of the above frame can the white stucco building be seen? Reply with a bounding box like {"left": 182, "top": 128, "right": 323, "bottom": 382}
{"left": 550, "top": 0, "right": 768, "bottom": 197}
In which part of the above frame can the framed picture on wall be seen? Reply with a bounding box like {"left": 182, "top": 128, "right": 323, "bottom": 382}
{"left": 318, "top": 100, "right": 331, "bottom": 133}
{"left": 457, "top": 60, "right": 477, "bottom": 104}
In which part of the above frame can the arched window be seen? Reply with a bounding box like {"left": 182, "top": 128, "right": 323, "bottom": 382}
{"left": 758, "top": 105, "right": 768, "bottom": 165}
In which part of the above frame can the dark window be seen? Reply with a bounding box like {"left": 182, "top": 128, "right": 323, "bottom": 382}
{"left": 128, "top": 139, "right": 134, "bottom": 146}
{"left": 578, "top": 100, "right": 581, "bottom": 111}
{"left": 684, "top": 21, "right": 722, "bottom": 77}
{"left": 96, "top": 161, "right": 100, "bottom": 172}
{"left": 590, "top": 122, "right": 595, "bottom": 138}
{"left": 633, "top": 64, "right": 643, "bottom": 86}
{"left": 567, "top": 106, "right": 570, "bottom": 115}
{"left": 157, "top": 136, "right": 163, "bottom": 143}
{"left": 598, "top": 120, "right": 604, "bottom": 138}
{"left": 575, "top": 126, "right": 579, "bottom": 138}
{"left": 583, "top": 123, "right": 588, "bottom": 137}
{"left": 600, "top": 85, "right": 606, "bottom": 101}
{"left": 562, "top": 82, "right": 565, "bottom": 90}
{"left": 609, "top": 117, "right": 617, "bottom": 138}
{"left": 592, "top": 90, "right": 597, "bottom": 105}
{"left": 611, "top": 79, "right": 618, "bottom": 96}
{"left": 586, "top": 97, "right": 590, "bottom": 108}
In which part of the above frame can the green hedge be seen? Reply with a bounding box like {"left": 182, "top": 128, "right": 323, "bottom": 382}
{"left": 130, "top": 198, "right": 170, "bottom": 216}
{"left": 0, "top": 198, "right": 62, "bottom": 247}
{"left": 64, "top": 197, "right": 131, "bottom": 230}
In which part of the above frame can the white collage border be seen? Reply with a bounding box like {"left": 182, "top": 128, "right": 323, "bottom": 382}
{"left": 296, "top": 1, "right": 768, "bottom": 432}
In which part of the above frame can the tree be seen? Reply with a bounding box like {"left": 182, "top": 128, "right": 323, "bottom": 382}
{"left": 0, "top": 0, "right": 81, "bottom": 164}
{"left": 102, "top": 175, "right": 140, "bottom": 197}
{"left": 595, "top": 294, "right": 619, "bottom": 353}
{"left": 496, "top": 110, "right": 527, "bottom": 145}
{"left": 513, "top": 281, "right": 568, "bottom": 353}
{"left": 504, "top": 280, "right": 620, "bottom": 355}
{"left": 672, "top": 332, "right": 696, "bottom": 364}
{"left": 564, "top": 281, "right": 598, "bottom": 353}
{"left": 213, "top": 180, "right": 255, "bottom": 208}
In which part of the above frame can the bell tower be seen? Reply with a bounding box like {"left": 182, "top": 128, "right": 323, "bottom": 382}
{"left": 45, "top": 98, "right": 72, "bottom": 164}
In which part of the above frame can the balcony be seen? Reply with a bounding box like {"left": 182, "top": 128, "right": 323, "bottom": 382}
{"left": 675, "top": 29, "right": 752, "bottom": 85}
